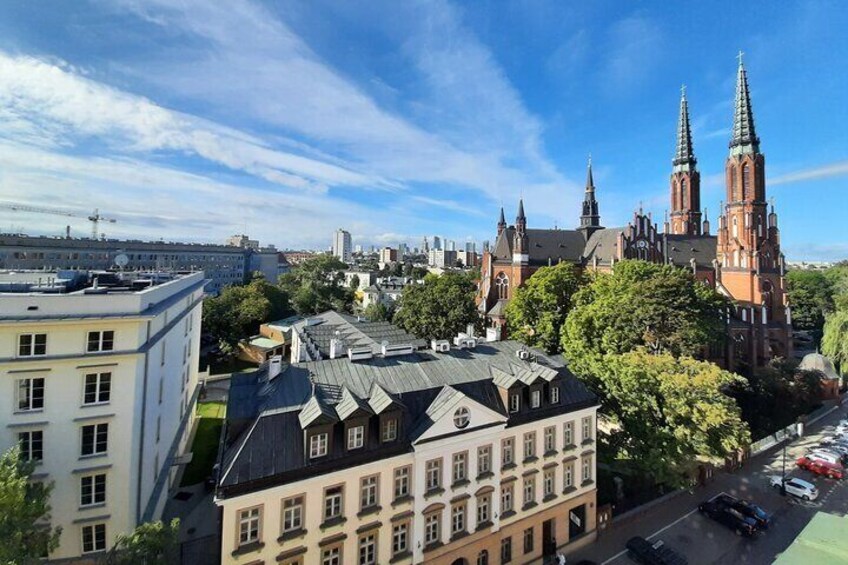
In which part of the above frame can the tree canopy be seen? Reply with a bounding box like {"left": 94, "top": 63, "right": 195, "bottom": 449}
{"left": 392, "top": 273, "right": 480, "bottom": 340}
{"left": 823, "top": 309, "right": 848, "bottom": 371}
{"left": 786, "top": 269, "right": 835, "bottom": 340}
{"left": 561, "top": 260, "right": 729, "bottom": 378}
{"left": 363, "top": 302, "right": 393, "bottom": 322}
{"left": 278, "top": 255, "right": 354, "bottom": 315}
{"left": 599, "top": 350, "right": 750, "bottom": 485}
{"left": 504, "top": 262, "right": 584, "bottom": 353}
{"left": 0, "top": 446, "right": 61, "bottom": 564}
{"left": 108, "top": 519, "right": 180, "bottom": 565}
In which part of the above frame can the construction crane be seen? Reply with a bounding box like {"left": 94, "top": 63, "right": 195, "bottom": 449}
{"left": 0, "top": 201, "right": 117, "bottom": 239}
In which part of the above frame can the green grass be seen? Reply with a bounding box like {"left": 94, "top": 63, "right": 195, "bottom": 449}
{"left": 181, "top": 418, "right": 224, "bottom": 486}
{"left": 196, "top": 401, "right": 226, "bottom": 419}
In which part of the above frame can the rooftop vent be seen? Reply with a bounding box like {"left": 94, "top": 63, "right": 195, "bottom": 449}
{"left": 517, "top": 346, "right": 531, "bottom": 361}
{"left": 382, "top": 343, "right": 414, "bottom": 357}
{"left": 454, "top": 333, "right": 477, "bottom": 350}
{"left": 348, "top": 346, "right": 374, "bottom": 362}
{"left": 268, "top": 355, "right": 283, "bottom": 379}
{"left": 431, "top": 339, "right": 450, "bottom": 353}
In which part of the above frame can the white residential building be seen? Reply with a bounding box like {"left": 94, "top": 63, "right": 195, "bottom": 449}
{"left": 333, "top": 229, "right": 352, "bottom": 264}
{"left": 0, "top": 271, "right": 205, "bottom": 560}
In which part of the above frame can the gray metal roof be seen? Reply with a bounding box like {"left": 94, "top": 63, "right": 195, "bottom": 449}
{"left": 335, "top": 386, "right": 374, "bottom": 420}
{"left": 583, "top": 228, "right": 624, "bottom": 264}
{"left": 664, "top": 234, "right": 717, "bottom": 268}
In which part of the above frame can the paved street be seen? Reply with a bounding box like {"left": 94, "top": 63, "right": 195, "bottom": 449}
{"left": 569, "top": 404, "right": 848, "bottom": 565}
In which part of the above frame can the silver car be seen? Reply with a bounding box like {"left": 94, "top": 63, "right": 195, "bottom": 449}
{"left": 769, "top": 476, "right": 819, "bottom": 501}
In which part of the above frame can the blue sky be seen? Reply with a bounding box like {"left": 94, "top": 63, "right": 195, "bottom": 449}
{"left": 0, "top": 0, "right": 845, "bottom": 259}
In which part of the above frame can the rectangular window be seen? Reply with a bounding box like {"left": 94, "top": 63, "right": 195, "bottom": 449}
{"left": 501, "top": 483, "right": 513, "bottom": 513}
{"left": 424, "top": 512, "right": 441, "bottom": 545}
{"left": 81, "top": 423, "right": 108, "bottom": 457}
{"left": 502, "top": 437, "right": 514, "bottom": 466}
{"left": 348, "top": 425, "right": 365, "bottom": 450}
{"left": 544, "top": 468, "right": 555, "bottom": 497}
{"left": 86, "top": 330, "right": 114, "bottom": 353}
{"left": 382, "top": 418, "right": 398, "bottom": 442}
{"left": 310, "top": 433, "right": 328, "bottom": 458}
{"left": 324, "top": 486, "right": 344, "bottom": 521}
{"left": 80, "top": 474, "right": 106, "bottom": 507}
{"left": 501, "top": 537, "right": 512, "bottom": 563}
{"left": 83, "top": 373, "right": 111, "bottom": 405}
{"left": 19, "top": 430, "right": 43, "bottom": 462}
{"left": 523, "top": 476, "right": 535, "bottom": 506}
{"left": 360, "top": 475, "right": 379, "bottom": 510}
{"left": 16, "top": 378, "right": 44, "bottom": 411}
{"left": 582, "top": 456, "right": 593, "bottom": 483}
{"left": 358, "top": 533, "right": 377, "bottom": 565}
{"left": 544, "top": 426, "right": 556, "bottom": 453}
{"left": 392, "top": 522, "right": 408, "bottom": 556}
{"left": 524, "top": 527, "right": 534, "bottom": 554}
{"left": 282, "top": 495, "right": 304, "bottom": 533}
{"left": 426, "top": 458, "right": 442, "bottom": 491}
{"left": 452, "top": 452, "right": 467, "bottom": 483}
{"left": 81, "top": 523, "right": 107, "bottom": 554}
{"left": 551, "top": 386, "right": 560, "bottom": 404}
{"left": 322, "top": 547, "right": 341, "bottom": 565}
{"left": 451, "top": 504, "right": 466, "bottom": 535}
{"left": 523, "top": 432, "right": 536, "bottom": 460}
{"left": 18, "top": 333, "right": 47, "bottom": 357}
{"left": 582, "top": 416, "right": 593, "bottom": 442}
{"left": 477, "top": 445, "right": 491, "bottom": 475}
{"left": 563, "top": 421, "right": 574, "bottom": 447}
{"left": 393, "top": 466, "right": 410, "bottom": 500}
{"left": 564, "top": 463, "right": 573, "bottom": 489}
{"left": 476, "top": 493, "right": 491, "bottom": 525}
{"left": 238, "top": 507, "right": 261, "bottom": 546}
{"left": 509, "top": 393, "right": 520, "bottom": 413}
{"left": 531, "top": 389, "right": 541, "bottom": 408}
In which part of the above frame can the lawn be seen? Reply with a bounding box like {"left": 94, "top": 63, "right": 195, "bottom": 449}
{"left": 196, "top": 400, "right": 226, "bottom": 419}
{"left": 180, "top": 401, "right": 227, "bottom": 486}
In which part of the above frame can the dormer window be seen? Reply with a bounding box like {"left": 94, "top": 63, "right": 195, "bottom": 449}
{"left": 382, "top": 418, "right": 398, "bottom": 442}
{"left": 530, "top": 390, "right": 541, "bottom": 409}
{"left": 509, "top": 394, "right": 520, "bottom": 413}
{"left": 309, "top": 433, "right": 328, "bottom": 458}
{"left": 550, "top": 386, "right": 560, "bottom": 404}
{"left": 348, "top": 425, "right": 365, "bottom": 450}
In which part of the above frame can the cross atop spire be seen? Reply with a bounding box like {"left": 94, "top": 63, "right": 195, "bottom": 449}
{"left": 673, "top": 85, "right": 696, "bottom": 170}
{"left": 730, "top": 53, "right": 760, "bottom": 155}
{"left": 737, "top": 50, "right": 745, "bottom": 66}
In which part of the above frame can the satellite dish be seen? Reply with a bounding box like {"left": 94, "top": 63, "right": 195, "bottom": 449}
{"left": 114, "top": 254, "right": 129, "bottom": 268}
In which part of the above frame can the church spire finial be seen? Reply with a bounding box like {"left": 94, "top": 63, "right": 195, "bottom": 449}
{"left": 586, "top": 154, "right": 595, "bottom": 190}
{"left": 730, "top": 52, "right": 760, "bottom": 155}
{"left": 673, "top": 85, "right": 696, "bottom": 170}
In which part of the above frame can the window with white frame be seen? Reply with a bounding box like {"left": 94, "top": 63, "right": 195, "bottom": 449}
{"left": 509, "top": 393, "right": 520, "bottom": 413}
{"left": 86, "top": 330, "right": 114, "bottom": 353}
{"left": 83, "top": 373, "right": 111, "bottom": 405}
{"left": 18, "top": 333, "right": 47, "bottom": 357}
{"left": 582, "top": 416, "right": 593, "bottom": 442}
{"left": 81, "top": 523, "right": 106, "bottom": 554}
{"left": 282, "top": 495, "right": 304, "bottom": 533}
{"left": 502, "top": 437, "right": 514, "bottom": 466}
{"left": 80, "top": 473, "right": 106, "bottom": 507}
{"left": 544, "top": 426, "right": 556, "bottom": 453}
{"left": 392, "top": 522, "right": 409, "bottom": 556}
{"left": 424, "top": 512, "right": 441, "bottom": 545}
{"left": 310, "top": 433, "right": 328, "bottom": 458}
{"left": 478, "top": 445, "right": 492, "bottom": 475}
{"left": 543, "top": 468, "right": 555, "bottom": 497}
{"left": 563, "top": 421, "right": 574, "bottom": 447}
{"left": 426, "top": 458, "right": 442, "bottom": 491}
{"left": 550, "top": 386, "right": 560, "bottom": 404}
{"left": 237, "top": 507, "right": 261, "bottom": 546}
{"left": 530, "top": 389, "right": 541, "bottom": 408}
{"left": 501, "top": 483, "right": 513, "bottom": 513}
{"left": 16, "top": 377, "right": 44, "bottom": 411}
{"left": 451, "top": 503, "right": 466, "bottom": 535}
{"left": 324, "top": 486, "right": 344, "bottom": 521}
{"left": 476, "top": 493, "right": 491, "bottom": 525}
{"left": 501, "top": 537, "right": 512, "bottom": 564}
{"left": 452, "top": 452, "right": 467, "bottom": 483}
{"left": 358, "top": 533, "right": 377, "bottom": 565}
{"left": 80, "top": 423, "right": 108, "bottom": 457}
{"left": 360, "top": 475, "right": 379, "bottom": 510}
{"left": 393, "top": 466, "right": 410, "bottom": 500}
{"left": 523, "top": 432, "right": 536, "bottom": 460}
{"left": 382, "top": 418, "right": 398, "bottom": 442}
{"left": 321, "top": 546, "right": 341, "bottom": 565}
{"left": 523, "top": 476, "right": 535, "bottom": 506}
{"left": 19, "top": 430, "right": 43, "bottom": 462}
{"left": 348, "top": 425, "right": 365, "bottom": 450}
{"left": 563, "top": 462, "right": 573, "bottom": 489}
{"left": 582, "top": 455, "right": 593, "bottom": 483}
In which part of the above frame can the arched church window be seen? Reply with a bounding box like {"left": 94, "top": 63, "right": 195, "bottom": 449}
{"left": 757, "top": 216, "right": 763, "bottom": 238}
{"left": 730, "top": 165, "right": 738, "bottom": 201}
{"left": 680, "top": 179, "right": 688, "bottom": 209}
{"left": 495, "top": 272, "right": 509, "bottom": 300}
{"left": 732, "top": 217, "right": 738, "bottom": 239}
{"left": 742, "top": 163, "right": 751, "bottom": 199}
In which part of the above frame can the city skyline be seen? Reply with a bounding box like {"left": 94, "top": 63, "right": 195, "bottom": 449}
{"left": 0, "top": 1, "right": 846, "bottom": 260}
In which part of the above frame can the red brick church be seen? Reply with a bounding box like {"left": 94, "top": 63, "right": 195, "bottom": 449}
{"left": 478, "top": 58, "right": 792, "bottom": 373}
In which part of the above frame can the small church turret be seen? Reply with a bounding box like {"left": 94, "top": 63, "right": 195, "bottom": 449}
{"left": 579, "top": 156, "right": 603, "bottom": 238}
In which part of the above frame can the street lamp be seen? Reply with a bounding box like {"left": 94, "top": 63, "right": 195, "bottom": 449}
{"left": 780, "top": 443, "right": 787, "bottom": 496}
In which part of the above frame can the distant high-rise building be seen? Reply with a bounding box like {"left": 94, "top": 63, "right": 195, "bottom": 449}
{"left": 379, "top": 247, "right": 399, "bottom": 266}
{"left": 432, "top": 236, "right": 442, "bottom": 250}
{"left": 422, "top": 236, "right": 429, "bottom": 253}
{"left": 354, "top": 244, "right": 363, "bottom": 253}
{"left": 332, "top": 229, "right": 352, "bottom": 263}
{"left": 446, "top": 239, "right": 456, "bottom": 252}
{"left": 398, "top": 243, "right": 408, "bottom": 257}
{"left": 464, "top": 241, "right": 476, "bottom": 253}
{"left": 227, "top": 234, "right": 259, "bottom": 250}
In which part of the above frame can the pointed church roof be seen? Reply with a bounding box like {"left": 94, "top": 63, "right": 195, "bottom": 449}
{"left": 586, "top": 157, "right": 595, "bottom": 189}
{"left": 517, "top": 198, "right": 526, "bottom": 221}
{"left": 498, "top": 206, "right": 506, "bottom": 226}
{"left": 673, "top": 86, "right": 697, "bottom": 170}
{"left": 730, "top": 54, "right": 760, "bottom": 155}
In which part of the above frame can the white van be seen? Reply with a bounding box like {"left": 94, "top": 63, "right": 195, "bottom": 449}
{"left": 807, "top": 449, "right": 843, "bottom": 466}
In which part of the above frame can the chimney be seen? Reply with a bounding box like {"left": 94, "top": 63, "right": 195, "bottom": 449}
{"left": 268, "top": 355, "right": 283, "bottom": 379}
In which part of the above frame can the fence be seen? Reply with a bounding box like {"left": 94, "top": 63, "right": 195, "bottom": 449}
{"left": 749, "top": 403, "right": 837, "bottom": 456}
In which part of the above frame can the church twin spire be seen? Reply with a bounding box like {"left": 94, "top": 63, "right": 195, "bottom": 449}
{"left": 673, "top": 86, "right": 696, "bottom": 171}
{"left": 730, "top": 52, "right": 760, "bottom": 156}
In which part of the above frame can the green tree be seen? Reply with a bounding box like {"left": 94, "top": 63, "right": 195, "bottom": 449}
{"left": 823, "top": 309, "right": 848, "bottom": 372}
{"left": 363, "top": 302, "right": 393, "bottom": 322}
{"left": 0, "top": 446, "right": 61, "bottom": 564}
{"left": 599, "top": 350, "right": 750, "bottom": 485}
{"left": 786, "top": 270, "right": 834, "bottom": 341}
{"left": 107, "top": 519, "right": 180, "bottom": 565}
{"left": 393, "top": 273, "right": 480, "bottom": 340}
{"left": 278, "top": 255, "right": 354, "bottom": 315}
{"left": 349, "top": 274, "right": 360, "bottom": 290}
{"left": 505, "top": 262, "right": 583, "bottom": 353}
{"left": 561, "top": 260, "right": 729, "bottom": 378}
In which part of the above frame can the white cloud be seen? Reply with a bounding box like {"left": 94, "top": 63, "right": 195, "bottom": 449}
{"left": 770, "top": 160, "right": 848, "bottom": 186}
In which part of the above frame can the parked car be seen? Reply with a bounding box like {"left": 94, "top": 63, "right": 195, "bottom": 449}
{"left": 712, "top": 494, "right": 772, "bottom": 530}
{"left": 818, "top": 440, "right": 848, "bottom": 455}
{"left": 769, "top": 476, "right": 819, "bottom": 500}
{"left": 625, "top": 536, "right": 688, "bottom": 565}
{"left": 813, "top": 446, "right": 848, "bottom": 465}
{"left": 797, "top": 456, "right": 845, "bottom": 479}
{"left": 698, "top": 498, "right": 758, "bottom": 536}
{"left": 806, "top": 449, "right": 844, "bottom": 466}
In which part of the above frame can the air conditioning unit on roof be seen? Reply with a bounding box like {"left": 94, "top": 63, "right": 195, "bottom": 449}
{"left": 431, "top": 339, "right": 450, "bottom": 353}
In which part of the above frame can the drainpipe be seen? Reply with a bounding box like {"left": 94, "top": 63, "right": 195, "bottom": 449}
{"left": 136, "top": 320, "right": 152, "bottom": 524}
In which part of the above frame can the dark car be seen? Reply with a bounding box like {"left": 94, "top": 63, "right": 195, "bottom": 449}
{"left": 698, "top": 499, "right": 758, "bottom": 537}
{"left": 625, "top": 536, "right": 688, "bottom": 565}
{"left": 713, "top": 494, "right": 772, "bottom": 529}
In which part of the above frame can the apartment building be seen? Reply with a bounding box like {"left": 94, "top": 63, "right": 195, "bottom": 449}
{"left": 215, "top": 337, "right": 599, "bottom": 565}
{"left": 0, "top": 270, "right": 205, "bottom": 561}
